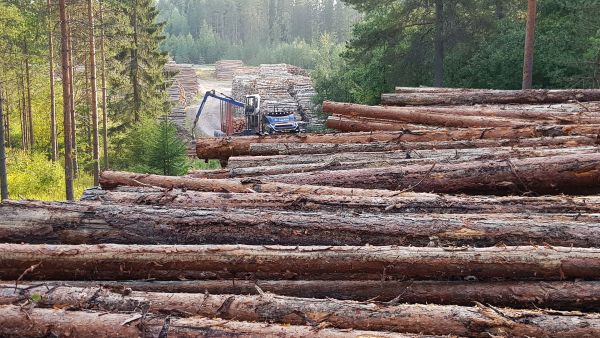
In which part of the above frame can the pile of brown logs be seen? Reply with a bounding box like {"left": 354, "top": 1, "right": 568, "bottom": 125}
{"left": 2, "top": 87, "right": 600, "bottom": 337}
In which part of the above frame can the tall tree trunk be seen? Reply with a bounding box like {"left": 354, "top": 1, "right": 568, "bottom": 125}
{"left": 0, "top": 87, "right": 7, "bottom": 200}
{"left": 434, "top": 0, "right": 444, "bottom": 87}
{"left": 59, "top": 0, "right": 74, "bottom": 201}
{"left": 19, "top": 66, "right": 28, "bottom": 150}
{"left": 131, "top": 0, "right": 141, "bottom": 122}
{"left": 3, "top": 89, "right": 9, "bottom": 147}
{"left": 99, "top": 0, "right": 109, "bottom": 170}
{"left": 495, "top": 0, "right": 505, "bottom": 19}
{"left": 24, "top": 42, "right": 34, "bottom": 148}
{"left": 88, "top": 0, "right": 100, "bottom": 185}
{"left": 67, "top": 13, "right": 79, "bottom": 178}
{"left": 47, "top": 0, "right": 58, "bottom": 162}
{"left": 522, "top": 0, "right": 537, "bottom": 89}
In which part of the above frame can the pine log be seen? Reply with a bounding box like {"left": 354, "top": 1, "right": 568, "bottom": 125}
{"left": 1, "top": 244, "right": 598, "bottom": 281}
{"left": 252, "top": 152, "right": 600, "bottom": 194}
{"left": 3, "top": 200, "right": 600, "bottom": 247}
{"left": 197, "top": 128, "right": 600, "bottom": 160}
{"left": 246, "top": 135, "right": 599, "bottom": 156}
{"left": 211, "top": 146, "right": 600, "bottom": 179}
{"left": 381, "top": 88, "right": 600, "bottom": 106}
{"left": 326, "top": 115, "right": 434, "bottom": 131}
{"left": 2, "top": 287, "right": 600, "bottom": 337}
{"left": 100, "top": 170, "right": 409, "bottom": 197}
{"left": 82, "top": 186, "right": 600, "bottom": 214}
{"left": 0, "top": 305, "right": 406, "bottom": 338}
{"left": 324, "top": 101, "right": 600, "bottom": 125}
{"left": 14, "top": 280, "right": 599, "bottom": 311}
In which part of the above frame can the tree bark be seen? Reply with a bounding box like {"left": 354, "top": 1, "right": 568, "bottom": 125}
{"left": 67, "top": 12, "right": 78, "bottom": 178}
{"left": 323, "top": 101, "right": 600, "bottom": 125}
{"left": 59, "top": 0, "right": 74, "bottom": 201}
{"left": 20, "top": 280, "right": 598, "bottom": 311}
{"left": 195, "top": 146, "right": 600, "bottom": 178}
{"left": 434, "top": 0, "right": 444, "bottom": 87}
{"left": 252, "top": 152, "right": 600, "bottom": 195}
{"left": 82, "top": 186, "right": 600, "bottom": 215}
{"left": 0, "top": 90, "right": 7, "bottom": 200}
{"left": 326, "top": 116, "right": 434, "bottom": 132}
{"left": 99, "top": 0, "right": 109, "bottom": 170}
{"left": 381, "top": 89, "right": 600, "bottom": 106}
{"left": 523, "top": 0, "right": 537, "bottom": 89}
{"left": 2, "top": 287, "right": 599, "bottom": 337}
{"left": 0, "top": 305, "right": 406, "bottom": 338}
{"left": 88, "top": 0, "right": 100, "bottom": 186}
{"left": 197, "top": 127, "right": 600, "bottom": 160}
{"left": 228, "top": 145, "right": 600, "bottom": 169}
{"left": 1, "top": 244, "right": 599, "bottom": 281}
{"left": 3, "top": 200, "right": 600, "bottom": 247}
{"left": 24, "top": 44, "right": 34, "bottom": 148}
{"left": 47, "top": 0, "right": 58, "bottom": 162}
{"left": 100, "top": 170, "right": 407, "bottom": 197}
{"left": 243, "top": 135, "right": 600, "bottom": 156}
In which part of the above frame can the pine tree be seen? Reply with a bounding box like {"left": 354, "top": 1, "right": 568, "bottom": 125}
{"left": 147, "top": 120, "right": 188, "bottom": 176}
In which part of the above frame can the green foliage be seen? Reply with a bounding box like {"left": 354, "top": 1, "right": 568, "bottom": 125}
{"left": 116, "top": 119, "right": 190, "bottom": 176}
{"left": 5, "top": 149, "right": 93, "bottom": 201}
{"left": 156, "top": 0, "right": 360, "bottom": 68}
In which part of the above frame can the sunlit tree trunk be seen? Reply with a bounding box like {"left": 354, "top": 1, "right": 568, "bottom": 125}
{"left": 48, "top": 0, "right": 58, "bottom": 162}
{"left": 59, "top": 0, "right": 74, "bottom": 201}
{"left": 99, "top": 0, "right": 109, "bottom": 169}
{"left": 88, "top": 0, "right": 100, "bottom": 185}
{"left": 67, "top": 12, "right": 79, "bottom": 178}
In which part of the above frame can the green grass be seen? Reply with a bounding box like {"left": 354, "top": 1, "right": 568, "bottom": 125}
{"left": 5, "top": 149, "right": 93, "bottom": 201}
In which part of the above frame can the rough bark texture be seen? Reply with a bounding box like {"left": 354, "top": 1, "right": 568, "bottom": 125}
{"left": 253, "top": 152, "right": 600, "bottom": 195}
{"left": 0, "top": 305, "right": 405, "bottom": 338}
{"left": 82, "top": 186, "right": 600, "bottom": 215}
{"left": 245, "top": 135, "right": 599, "bottom": 156}
{"left": 197, "top": 128, "right": 600, "bottom": 160}
{"left": 381, "top": 89, "right": 600, "bottom": 106}
{"left": 0, "top": 244, "right": 598, "bottom": 281}
{"left": 99, "top": 171, "right": 410, "bottom": 197}
{"left": 323, "top": 101, "right": 600, "bottom": 125}
{"left": 227, "top": 146, "right": 599, "bottom": 169}
{"left": 197, "top": 146, "right": 600, "bottom": 179}
{"left": 2, "top": 287, "right": 599, "bottom": 337}
{"left": 13, "top": 280, "right": 599, "bottom": 311}
{"left": 3, "top": 200, "right": 600, "bottom": 247}
{"left": 326, "top": 115, "right": 423, "bottom": 132}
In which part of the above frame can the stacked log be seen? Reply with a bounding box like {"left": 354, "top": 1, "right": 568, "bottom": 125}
{"left": 215, "top": 60, "right": 244, "bottom": 80}
{"left": 3, "top": 87, "right": 600, "bottom": 336}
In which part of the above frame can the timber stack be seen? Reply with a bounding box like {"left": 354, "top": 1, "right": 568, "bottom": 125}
{"left": 2, "top": 87, "right": 600, "bottom": 337}
{"left": 215, "top": 59, "right": 244, "bottom": 80}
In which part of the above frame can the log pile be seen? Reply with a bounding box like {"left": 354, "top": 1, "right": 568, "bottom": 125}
{"left": 3, "top": 87, "right": 600, "bottom": 336}
{"left": 232, "top": 63, "right": 320, "bottom": 126}
{"left": 215, "top": 59, "right": 244, "bottom": 80}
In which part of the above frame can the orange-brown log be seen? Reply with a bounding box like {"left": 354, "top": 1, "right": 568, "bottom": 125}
{"left": 382, "top": 88, "right": 600, "bottom": 106}
{"left": 197, "top": 127, "right": 600, "bottom": 160}
{"left": 326, "top": 115, "right": 431, "bottom": 131}
{"left": 2, "top": 287, "right": 600, "bottom": 337}
{"left": 0, "top": 305, "right": 405, "bottom": 338}
{"left": 1, "top": 244, "right": 599, "bottom": 281}
{"left": 244, "top": 135, "right": 599, "bottom": 156}
{"left": 252, "top": 152, "right": 600, "bottom": 195}
{"left": 323, "top": 101, "right": 600, "bottom": 125}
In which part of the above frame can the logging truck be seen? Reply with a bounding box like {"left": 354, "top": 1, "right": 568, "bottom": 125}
{"left": 192, "top": 90, "right": 302, "bottom": 137}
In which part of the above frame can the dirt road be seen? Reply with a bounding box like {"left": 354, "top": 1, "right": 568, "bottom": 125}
{"left": 188, "top": 67, "right": 233, "bottom": 137}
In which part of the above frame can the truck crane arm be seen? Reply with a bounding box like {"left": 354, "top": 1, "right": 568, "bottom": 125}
{"left": 192, "top": 90, "right": 245, "bottom": 138}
